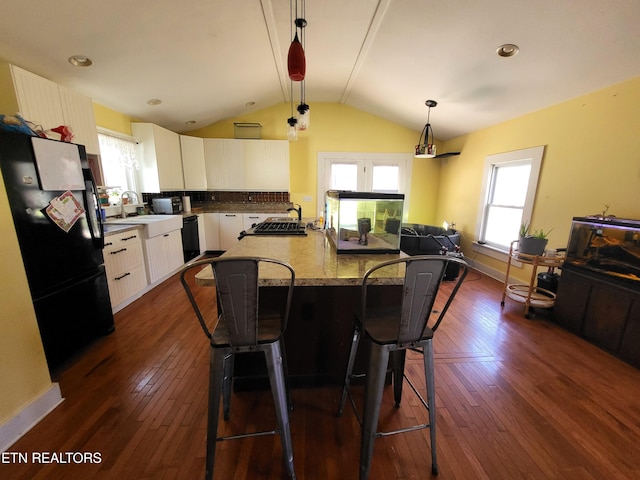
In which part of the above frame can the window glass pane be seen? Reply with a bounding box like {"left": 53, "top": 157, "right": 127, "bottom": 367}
{"left": 484, "top": 206, "right": 523, "bottom": 248}
{"left": 98, "top": 133, "right": 138, "bottom": 191}
{"left": 492, "top": 164, "right": 531, "bottom": 206}
{"left": 330, "top": 163, "right": 358, "bottom": 190}
{"left": 372, "top": 165, "right": 399, "bottom": 192}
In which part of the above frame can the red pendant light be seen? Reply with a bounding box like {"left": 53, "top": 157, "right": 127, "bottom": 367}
{"left": 288, "top": 34, "right": 305, "bottom": 81}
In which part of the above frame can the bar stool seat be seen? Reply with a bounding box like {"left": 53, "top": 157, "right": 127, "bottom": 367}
{"left": 181, "top": 256, "right": 297, "bottom": 480}
{"left": 337, "top": 255, "right": 468, "bottom": 479}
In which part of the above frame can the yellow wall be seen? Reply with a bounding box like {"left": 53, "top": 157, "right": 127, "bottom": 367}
{"left": 0, "top": 170, "right": 52, "bottom": 425}
{"left": 439, "top": 76, "right": 640, "bottom": 281}
{"left": 92, "top": 103, "right": 133, "bottom": 135}
{"left": 187, "top": 102, "right": 440, "bottom": 223}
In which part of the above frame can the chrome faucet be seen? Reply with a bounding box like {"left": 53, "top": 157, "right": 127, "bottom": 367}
{"left": 287, "top": 204, "right": 302, "bottom": 223}
{"left": 120, "top": 191, "right": 139, "bottom": 218}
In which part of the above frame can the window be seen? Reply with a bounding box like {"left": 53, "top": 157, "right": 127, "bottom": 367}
{"left": 317, "top": 152, "right": 412, "bottom": 219}
{"left": 97, "top": 129, "right": 139, "bottom": 192}
{"left": 476, "top": 146, "right": 545, "bottom": 251}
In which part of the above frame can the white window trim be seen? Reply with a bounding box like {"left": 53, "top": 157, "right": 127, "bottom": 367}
{"left": 317, "top": 152, "right": 413, "bottom": 221}
{"left": 475, "top": 145, "right": 545, "bottom": 254}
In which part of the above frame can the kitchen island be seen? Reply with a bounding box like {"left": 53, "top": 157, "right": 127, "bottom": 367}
{"left": 195, "top": 228, "right": 408, "bottom": 386}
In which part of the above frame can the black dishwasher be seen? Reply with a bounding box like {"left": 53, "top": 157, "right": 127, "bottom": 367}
{"left": 182, "top": 215, "right": 200, "bottom": 262}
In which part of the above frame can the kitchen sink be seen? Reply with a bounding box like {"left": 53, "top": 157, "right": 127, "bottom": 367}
{"left": 106, "top": 215, "right": 183, "bottom": 238}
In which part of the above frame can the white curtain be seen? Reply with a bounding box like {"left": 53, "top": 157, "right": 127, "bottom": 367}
{"left": 98, "top": 132, "right": 139, "bottom": 191}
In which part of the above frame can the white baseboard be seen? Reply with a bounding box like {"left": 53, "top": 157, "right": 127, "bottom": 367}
{"left": 0, "top": 383, "right": 63, "bottom": 452}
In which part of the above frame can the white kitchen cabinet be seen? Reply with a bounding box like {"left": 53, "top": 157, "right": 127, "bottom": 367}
{"left": 143, "top": 229, "right": 184, "bottom": 284}
{"left": 203, "top": 213, "right": 221, "bottom": 251}
{"left": 243, "top": 212, "right": 271, "bottom": 230}
{"left": 243, "top": 140, "right": 290, "bottom": 191}
{"left": 205, "top": 138, "right": 288, "bottom": 191}
{"left": 197, "top": 214, "right": 207, "bottom": 254}
{"left": 132, "top": 122, "right": 184, "bottom": 192}
{"left": 180, "top": 135, "right": 207, "bottom": 190}
{"left": 58, "top": 86, "right": 100, "bottom": 154}
{"left": 104, "top": 228, "right": 147, "bottom": 308}
{"left": 219, "top": 213, "right": 244, "bottom": 250}
{"left": 204, "top": 138, "right": 244, "bottom": 190}
{"left": 0, "top": 63, "right": 100, "bottom": 154}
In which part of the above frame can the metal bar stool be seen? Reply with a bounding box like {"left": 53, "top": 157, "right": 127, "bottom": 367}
{"left": 181, "top": 257, "right": 297, "bottom": 480}
{"left": 337, "top": 255, "right": 468, "bottom": 479}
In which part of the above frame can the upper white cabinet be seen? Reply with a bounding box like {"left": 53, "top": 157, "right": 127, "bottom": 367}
{"left": 132, "top": 122, "right": 184, "bottom": 192}
{"left": 204, "top": 138, "right": 244, "bottom": 190}
{"left": 204, "top": 138, "right": 289, "bottom": 191}
{"left": 243, "top": 140, "right": 290, "bottom": 191}
{"left": 180, "top": 135, "right": 207, "bottom": 190}
{"left": 0, "top": 63, "right": 100, "bottom": 154}
{"left": 58, "top": 86, "right": 101, "bottom": 155}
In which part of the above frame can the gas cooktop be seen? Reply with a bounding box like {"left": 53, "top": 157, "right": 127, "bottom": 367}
{"left": 245, "top": 217, "right": 307, "bottom": 236}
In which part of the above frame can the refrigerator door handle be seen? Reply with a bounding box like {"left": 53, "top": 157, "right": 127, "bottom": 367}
{"left": 83, "top": 168, "right": 105, "bottom": 250}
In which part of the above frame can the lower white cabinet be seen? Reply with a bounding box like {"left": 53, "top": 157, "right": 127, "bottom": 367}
{"left": 219, "top": 213, "right": 244, "bottom": 250}
{"left": 197, "top": 214, "right": 207, "bottom": 254}
{"left": 143, "top": 229, "right": 184, "bottom": 284}
{"left": 243, "top": 213, "right": 271, "bottom": 230}
{"left": 104, "top": 229, "right": 147, "bottom": 308}
{"left": 203, "top": 213, "right": 221, "bottom": 251}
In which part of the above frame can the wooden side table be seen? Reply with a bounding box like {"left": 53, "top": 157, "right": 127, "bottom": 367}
{"left": 501, "top": 240, "right": 565, "bottom": 318}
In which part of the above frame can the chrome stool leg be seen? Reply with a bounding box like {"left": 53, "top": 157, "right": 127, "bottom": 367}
{"left": 391, "top": 349, "right": 406, "bottom": 408}
{"left": 222, "top": 353, "right": 234, "bottom": 421}
{"left": 338, "top": 323, "right": 361, "bottom": 417}
{"left": 265, "top": 341, "right": 296, "bottom": 479}
{"left": 205, "top": 346, "right": 226, "bottom": 480}
{"left": 423, "top": 339, "right": 438, "bottom": 475}
{"left": 360, "top": 342, "right": 390, "bottom": 480}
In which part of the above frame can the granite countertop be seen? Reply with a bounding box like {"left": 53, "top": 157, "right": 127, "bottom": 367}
{"left": 195, "top": 229, "right": 408, "bottom": 287}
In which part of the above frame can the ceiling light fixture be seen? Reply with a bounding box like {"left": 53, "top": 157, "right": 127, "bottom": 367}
{"left": 415, "top": 100, "right": 438, "bottom": 158}
{"left": 68, "top": 55, "right": 92, "bottom": 67}
{"left": 497, "top": 43, "right": 519, "bottom": 57}
{"left": 286, "top": 0, "right": 309, "bottom": 140}
{"left": 146, "top": 98, "right": 162, "bottom": 106}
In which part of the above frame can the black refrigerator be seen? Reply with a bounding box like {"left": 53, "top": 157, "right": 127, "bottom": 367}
{"left": 0, "top": 130, "right": 114, "bottom": 374}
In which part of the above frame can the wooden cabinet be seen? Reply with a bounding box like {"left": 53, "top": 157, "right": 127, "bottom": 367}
{"left": 180, "top": 135, "right": 207, "bottom": 190}
{"left": 104, "top": 229, "right": 147, "bottom": 308}
{"left": 204, "top": 138, "right": 289, "bottom": 191}
{"left": 203, "top": 213, "right": 221, "bottom": 251}
{"left": 0, "top": 63, "right": 100, "bottom": 154}
{"left": 132, "top": 123, "right": 184, "bottom": 192}
{"left": 143, "top": 229, "right": 184, "bottom": 284}
{"left": 554, "top": 265, "right": 640, "bottom": 367}
{"left": 219, "top": 213, "right": 244, "bottom": 250}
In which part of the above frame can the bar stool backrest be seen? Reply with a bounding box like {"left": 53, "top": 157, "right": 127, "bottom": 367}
{"left": 362, "top": 255, "right": 468, "bottom": 345}
{"left": 181, "top": 257, "right": 295, "bottom": 348}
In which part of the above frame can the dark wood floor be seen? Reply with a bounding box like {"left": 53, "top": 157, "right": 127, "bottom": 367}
{"left": 3, "top": 268, "right": 640, "bottom": 479}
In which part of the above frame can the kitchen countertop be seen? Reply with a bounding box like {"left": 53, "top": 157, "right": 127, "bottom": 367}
{"left": 103, "top": 223, "right": 143, "bottom": 236}
{"left": 195, "top": 228, "right": 408, "bottom": 287}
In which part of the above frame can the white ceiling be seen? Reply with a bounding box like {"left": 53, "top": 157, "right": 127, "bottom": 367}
{"left": 1, "top": 0, "right": 639, "bottom": 140}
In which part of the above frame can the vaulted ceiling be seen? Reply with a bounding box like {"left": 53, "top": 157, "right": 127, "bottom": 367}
{"left": 1, "top": 0, "right": 639, "bottom": 140}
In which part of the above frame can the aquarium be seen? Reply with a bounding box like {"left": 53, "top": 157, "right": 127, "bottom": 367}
{"left": 325, "top": 190, "right": 404, "bottom": 253}
{"left": 564, "top": 216, "right": 640, "bottom": 284}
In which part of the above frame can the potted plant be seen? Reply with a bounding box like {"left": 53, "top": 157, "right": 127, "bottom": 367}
{"left": 518, "top": 222, "right": 552, "bottom": 256}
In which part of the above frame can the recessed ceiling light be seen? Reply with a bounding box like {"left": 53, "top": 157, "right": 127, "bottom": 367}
{"left": 497, "top": 44, "right": 519, "bottom": 57}
{"left": 147, "top": 98, "right": 162, "bottom": 106}
{"left": 185, "top": 120, "right": 196, "bottom": 125}
{"left": 68, "top": 55, "right": 92, "bottom": 67}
